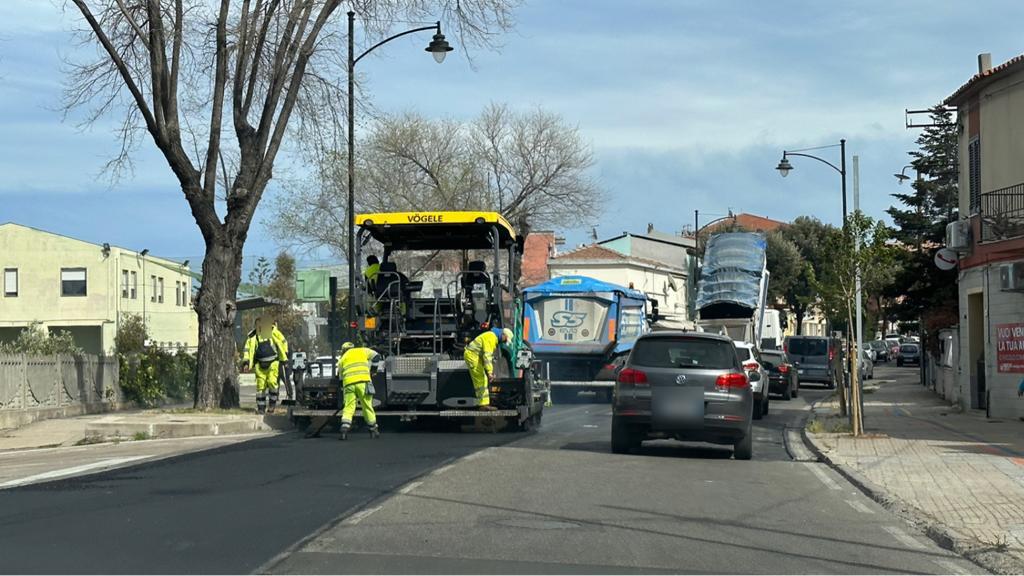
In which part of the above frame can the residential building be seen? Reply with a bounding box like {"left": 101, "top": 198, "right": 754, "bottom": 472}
{"left": 698, "top": 213, "right": 786, "bottom": 237}
{"left": 548, "top": 244, "right": 691, "bottom": 328}
{"left": 0, "top": 223, "right": 198, "bottom": 354}
{"left": 945, "top": 53, "right": 1024, "bottom": 419}
{"left": 520, "top": 231, "right": 557, "bottom": 288}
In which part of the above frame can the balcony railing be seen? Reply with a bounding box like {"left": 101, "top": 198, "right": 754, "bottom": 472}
{"left": 980, "top": 182, "right": 1024, "bottom": 242}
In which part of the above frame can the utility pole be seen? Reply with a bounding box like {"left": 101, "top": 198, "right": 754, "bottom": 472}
{"left": 851, "top": 156, "right": 864, "bottom": 435}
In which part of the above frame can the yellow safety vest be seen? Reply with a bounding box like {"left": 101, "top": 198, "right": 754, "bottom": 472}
{"left": 244, "top": 326, "right": 288, "bottom": 369}
{"left": 466, "top": 331, "right": 499, "bottom": 374}
{"left": 338, "top": 347, "right": 379, "bottom": 386}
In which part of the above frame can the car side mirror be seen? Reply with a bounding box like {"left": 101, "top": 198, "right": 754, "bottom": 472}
{"left": 747, "top": 371, "right": 761, "bottom": 383}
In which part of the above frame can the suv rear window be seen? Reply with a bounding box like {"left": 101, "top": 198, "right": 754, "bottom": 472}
{"left": 787, "top": 338, "right": 827, "bottom": 356}
{"left": 631, "top": 338, "right": 738, "bottom": 370}
{"left": 734, "top": 347, "right": 753, "bottom": 362}
{"left": 900, "top": 344, "right": 919, "bottom": 353}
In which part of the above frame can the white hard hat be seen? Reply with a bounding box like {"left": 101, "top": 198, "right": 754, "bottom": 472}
{"left": 502, "top": 328, "right": 514, "bottom": 342}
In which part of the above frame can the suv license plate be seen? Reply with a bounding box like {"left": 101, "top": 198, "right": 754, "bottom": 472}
{"left": 653, "top": 386, "right": 704, "bottom": 426}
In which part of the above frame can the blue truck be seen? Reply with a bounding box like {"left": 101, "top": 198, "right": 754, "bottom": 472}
{"left": 523, "top": 276, "right": 652, "bottom": 402}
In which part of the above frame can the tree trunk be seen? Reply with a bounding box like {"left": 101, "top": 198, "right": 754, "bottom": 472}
{"left": 194, "top": 239, "right": 244, "bottom": 409}
{"left": 795, "top": 306, "right": 805, "bottom": 336}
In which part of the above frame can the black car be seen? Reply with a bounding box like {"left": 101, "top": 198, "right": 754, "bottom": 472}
{"left": 897, "top": 343, "right": 921, "bottom": 367}
{"left": 760, "top": 350, "right": 799, "bottom": 400}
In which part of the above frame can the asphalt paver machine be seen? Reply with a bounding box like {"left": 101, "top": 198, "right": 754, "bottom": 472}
{"left": 291, "top": 211, "right": 547, "bottom": 432}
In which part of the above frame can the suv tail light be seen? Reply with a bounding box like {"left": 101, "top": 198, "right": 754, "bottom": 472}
{"left": 742, "top": 361, "right": 759, "bottom": 372}
{"left": 828, "top": 348, "right": 835, "bottom": 361}
{"left": 778, "top": 364, "right": 790, "bottom": 374}
{"left": 716, "top": 372, "right": 749, "bottom": 390}
{"left": 617, "top": 368, "right": 648, "bottom": 387}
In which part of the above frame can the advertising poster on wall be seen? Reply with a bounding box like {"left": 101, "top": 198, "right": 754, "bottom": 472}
{"left": 996, "top": 323, "right": 1024, "bottom": 373}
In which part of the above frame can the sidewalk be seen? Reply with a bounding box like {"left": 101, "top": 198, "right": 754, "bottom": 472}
{"left": 806, "top": 367, "right": 1024, "bottom": 574}
{"left": 0, "top": 407, "right": 289, "bottom": 452}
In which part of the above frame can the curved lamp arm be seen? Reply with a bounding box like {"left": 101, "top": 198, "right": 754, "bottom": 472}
{"left": 782, "top": 151, "right": 843, "bottom": 175}
{"left": 354, "top": 23, "right": 439, "bottom": 66}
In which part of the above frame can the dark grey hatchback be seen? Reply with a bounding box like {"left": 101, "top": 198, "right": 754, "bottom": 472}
{"left": 612, "top": 331, "right": 755, "bottom": 460}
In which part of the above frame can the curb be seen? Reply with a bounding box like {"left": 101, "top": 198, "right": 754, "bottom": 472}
{"left": 84, "top": 413, "right": 294, "bottom": 442}
{"left": 800, "top": 399, "right": 1022, "bottom": 575}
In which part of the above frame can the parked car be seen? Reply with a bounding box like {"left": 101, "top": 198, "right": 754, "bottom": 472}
{"left": 760, "top": 349, "right": 799, "bottom": 400}
{"left": 784, "top": 335, "right": 842, "bottom": 389}
{"left": 612, "top": 331, "right": 754, "bottom": 460}
{"left": 859, "top": 349, "right": 874, "bottom": 381}
{"left": 869, "top": 340, "right": 889, "bottom": 362}
{"left": 897, "top": 343, "right": 921, "bottom": 367}
{"left": 734, "top": 341, "right": 770, "bottom": 419}
{"left": 885, "top": 338, "right": 901, "bottom": 360}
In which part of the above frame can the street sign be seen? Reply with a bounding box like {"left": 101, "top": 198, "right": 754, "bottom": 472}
{"left": 934, "top": 248, "right": 958, "bottom": 271}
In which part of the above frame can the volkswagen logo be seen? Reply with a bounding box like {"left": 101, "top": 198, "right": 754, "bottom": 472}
{"left": 675, "top": 374, "right": 687, "bottom": 384}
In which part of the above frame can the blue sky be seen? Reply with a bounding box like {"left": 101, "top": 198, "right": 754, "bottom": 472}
{"left": 1, "top": 0, "right": 1022, "bottom": 273}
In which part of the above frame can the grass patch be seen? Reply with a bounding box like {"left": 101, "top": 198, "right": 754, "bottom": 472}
{"left": 807, "top": 413, "right": 853, "bottom": 435}
{"left": 131, "top": 431, "right": 150, "bottom": 441}
{"left": 74, "top": 436, "right": 106, "bottom": 446}
{"left": 161, "top": 407, "right": 251, "bottom": 416}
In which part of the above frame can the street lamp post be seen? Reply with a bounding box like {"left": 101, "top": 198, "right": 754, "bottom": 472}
{"left": 345, "top": 11, "right": 452, "bottom": 345}
{"left": 775, "top": 139, "right": 848, "bottom": 225}
{"left": 775, "top": 139, "right": 856, "bottom": 423}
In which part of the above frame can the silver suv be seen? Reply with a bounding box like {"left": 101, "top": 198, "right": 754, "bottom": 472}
{"left": 612, "top": 331, "right": 756, "bottom": 460}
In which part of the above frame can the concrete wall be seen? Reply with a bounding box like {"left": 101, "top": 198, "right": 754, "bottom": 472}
{"left": 0, "top": 353, "right": 124, "bottom": 430}
{"left": 0, "top": 223, "right": 198, "bottom": 353}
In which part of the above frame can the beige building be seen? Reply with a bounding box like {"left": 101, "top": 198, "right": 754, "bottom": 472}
{"left": 944, "top": 53, "right": 1024, "bottom": 419}
{"left": 0, "top": 223, "right": 198, "bottom": 354}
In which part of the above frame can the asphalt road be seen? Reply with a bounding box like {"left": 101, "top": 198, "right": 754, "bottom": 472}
{"left": 0, "top": 366, "right": 982, "bottom": 574}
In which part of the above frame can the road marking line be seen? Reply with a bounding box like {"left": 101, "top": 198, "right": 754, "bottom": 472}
{"left": 806, "top": 463, "right": 841, "bottom": 490}
{"left": 0, "top": 455, "right": 152, "bottom": 489}
{"left": 398, "top": 481, "right": 423, "bottom": 495}
{"left": 845, "top": 499, "right": 874, "bottom": 514}
{"left": 933, "top": 559, "right": 968, "bottom": 574}
{"left": 883, "top": 526, "right": 928, "bottom": 550}
{"left": 583, "top": 424, "right": 598, "bottom": 428}
{"left": 343, "top": 506, "right": 382, "bottom": 526}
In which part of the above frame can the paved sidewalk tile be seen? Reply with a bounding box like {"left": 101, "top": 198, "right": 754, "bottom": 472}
{"left": 808, "top": 369, "right": 1024, "bottom": 574}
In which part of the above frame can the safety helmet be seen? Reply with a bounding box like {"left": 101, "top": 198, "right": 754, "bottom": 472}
{"left": 341, "top": 342, "right": 355, "bottom": 351}
{"left": 502, "top": 328, "right": 514, "bottom": 342}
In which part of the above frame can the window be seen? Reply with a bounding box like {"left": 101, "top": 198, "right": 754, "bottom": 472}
{"left": 158, "top": 277, "right": 164, "bottom": 304}
{"left": 4, "top": 268, "right": 17, "bottom": 297}
{"left": 151, "top": 275, "right": 157, "bottom": 303}
{"left": 175, "top": 282, "right": 181, "bottom": 306}
{"left": 61, "top": 268, "right": 87, "bottom": 297}
{"left": 121, "top": 269, "right": 129, "bottom": 298}
{"left": 130, "top": 271, "right": 137, "bottom": 299}
{"left": 969, "top": 138, "right": 980, "bottom": 213}
{"left": 630, "top": 337, "right": 738, "bottom": 370}
{"left": 182, "top": 281, "right": 189, "bottom": 307}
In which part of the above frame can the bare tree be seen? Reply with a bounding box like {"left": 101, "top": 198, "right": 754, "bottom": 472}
{"left": 63, "top": 0, "right": 518, "bottom": 408}
{"left": 269, "top": 103, "right": 603, "bottom": 262}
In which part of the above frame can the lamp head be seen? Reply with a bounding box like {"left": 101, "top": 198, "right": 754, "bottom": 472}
{"left": 894, "top": 172, "right": 911, "bottom": 184}
{"left": 775, "top": 156, "right": 793, "bottom": 177}
{"left": 425, "top": 28, "right": 453, "bottom": 63}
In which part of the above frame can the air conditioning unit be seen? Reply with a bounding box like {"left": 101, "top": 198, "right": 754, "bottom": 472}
{"left": 1000, "top": 262, "right": 1024, "bottom": 292}
{"left": 945, "top": 220, "right": 970, "bottom": 252}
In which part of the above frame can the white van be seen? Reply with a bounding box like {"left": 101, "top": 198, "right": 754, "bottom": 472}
{"left": 760, "top": 309, "right": 783, "bottom": 350}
